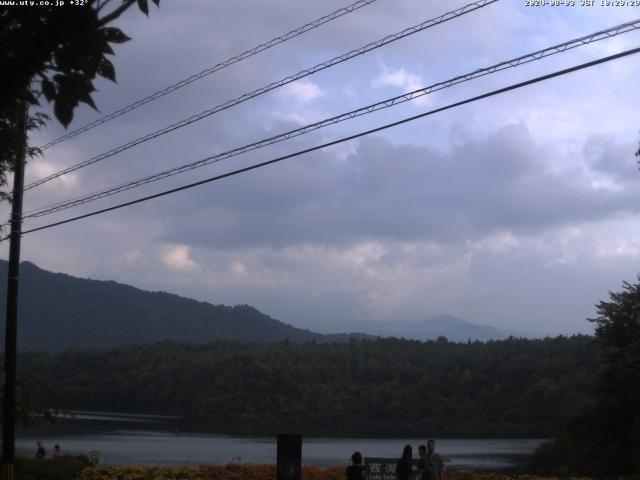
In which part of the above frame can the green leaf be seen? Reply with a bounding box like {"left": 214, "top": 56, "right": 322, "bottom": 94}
{"left": 97, "top": 58, "right": 116, "bottom": 82}
{"left": 67, "top": 74, "right": 98, "bottom": 110}
{"left": 137, "top": 0, "right": 149, "bottom": 16}
{"left": 99, "top": 37, "right": 115, "bottom": 55}
{"left": 85, "top": 29, "right": 114, "bottom": 55}
{"left": 54, "top": 99, "right": 73, "bottom": 128}
{"left": 78, "top": 90, "right": 97, "bottom": 110}
{"left": 102, "top": 27, "right": 131, "bottom": 44}
{"left": 41, "top": 77, "right": 56, "bottom": 102}
{"left": 53, "top": 73, "right": 97, "bottom": 121}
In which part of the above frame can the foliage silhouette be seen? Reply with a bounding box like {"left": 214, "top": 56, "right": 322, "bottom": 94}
{"left": 0, "top": 0, "right": 160, "bottom": 194}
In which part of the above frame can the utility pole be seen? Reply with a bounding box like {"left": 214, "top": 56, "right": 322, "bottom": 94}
{"left": 2, "top": 100, "right": 28, "bottom": 480}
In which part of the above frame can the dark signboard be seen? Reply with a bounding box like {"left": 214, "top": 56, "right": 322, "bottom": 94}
{"left": 276, "top": 433, "right": 302, "bottom": 480}
{"left": 365, "top": 457, "right": 399, "bottom": 480}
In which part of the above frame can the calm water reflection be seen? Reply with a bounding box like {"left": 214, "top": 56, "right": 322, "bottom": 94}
{"left": 17, "top": 412, "right": 543, "bottom": 469}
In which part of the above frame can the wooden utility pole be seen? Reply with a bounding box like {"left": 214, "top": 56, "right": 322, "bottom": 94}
{"left": 2, "top": 101, "right": 28, "bottom": 480}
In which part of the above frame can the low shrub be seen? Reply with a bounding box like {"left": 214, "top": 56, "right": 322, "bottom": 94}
{"left": 15, "top": 454, "right": 90, "bottom": 480}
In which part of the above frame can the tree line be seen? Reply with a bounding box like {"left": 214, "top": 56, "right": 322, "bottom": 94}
{"left": 16, "top": 335, "right": 597, "bottom": 438}
{"left": 529, "top": 279, "right": 640, "bottom": 477}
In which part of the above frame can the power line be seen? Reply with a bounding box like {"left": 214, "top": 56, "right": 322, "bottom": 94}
{"left": 10, "top": 45, "right": 640, "bottom": 240}
{"left": 37, "top": 0, "right": 381, "bottom": 151}
{"left": 21, "top": 18, "right": 640, "bottom": 220}
{"left": 21, "top": 0, "right": 498, "bottom": 193}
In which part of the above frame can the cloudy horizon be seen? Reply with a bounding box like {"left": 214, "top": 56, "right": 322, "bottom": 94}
{"left": 3, "top": 0, "right": 640, "bottom": 337}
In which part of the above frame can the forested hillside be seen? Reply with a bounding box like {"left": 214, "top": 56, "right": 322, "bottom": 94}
{"left": 19, "top": 335, "right": 597, "bottom": 437}
{"left": 0, "top": 261, "right": 367, "bottom": 350}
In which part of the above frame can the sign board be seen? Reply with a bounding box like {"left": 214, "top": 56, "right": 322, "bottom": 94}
{"left": 365, "top": 457, "right": 399, "bottom": 480}
{"left": 276, "top": 433, "right": 301, "bottom": 480}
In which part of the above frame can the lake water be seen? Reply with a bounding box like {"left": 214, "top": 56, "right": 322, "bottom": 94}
{"left": 16, "top": 412, "right": 544, "bottom": 469}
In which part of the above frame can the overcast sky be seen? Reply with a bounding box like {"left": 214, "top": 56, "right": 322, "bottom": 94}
{"left": 3, "top": 0, "right": 640, "bottom": 336}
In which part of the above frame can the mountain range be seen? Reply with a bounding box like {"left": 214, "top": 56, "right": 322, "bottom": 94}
{"left": 345, "top": 314, "right": 517, "bottom": 341}
{"left": 0, "top": 260, "right": 514, "bottom": 351}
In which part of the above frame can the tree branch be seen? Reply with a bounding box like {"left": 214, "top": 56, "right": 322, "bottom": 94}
{"left": 97, "top": 0, "right": 136, "bottom": 27}
{"left": 96, "top": 0, "right": 117, "bottom": 14}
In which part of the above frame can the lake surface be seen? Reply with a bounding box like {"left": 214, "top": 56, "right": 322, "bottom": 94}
{"left": 16, "top": 412, "right": 543, "bottom": 469}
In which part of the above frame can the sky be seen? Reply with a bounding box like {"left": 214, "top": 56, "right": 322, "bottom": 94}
{"left": 3, "top": 0, "right": 640, "bottom": 336}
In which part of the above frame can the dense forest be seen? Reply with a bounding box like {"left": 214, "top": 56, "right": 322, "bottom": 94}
{"left": 18, "top": 335, "right": 597, "bottom": 438}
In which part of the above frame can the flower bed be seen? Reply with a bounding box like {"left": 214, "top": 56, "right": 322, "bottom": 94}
{"left": 78, "top": 465, "right": 590, "bottom": 480}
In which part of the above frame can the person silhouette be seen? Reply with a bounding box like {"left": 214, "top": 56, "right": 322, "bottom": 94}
{"left": 34, "top": 441, "right": 45, "bottom": 459}
{"left": 396, "top": 444, "right": 413, "bottom": 480}
{"left": 346, "top": 451, "right": 366, "bottom": 480}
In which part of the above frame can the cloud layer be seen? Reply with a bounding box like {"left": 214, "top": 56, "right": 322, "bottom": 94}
{"left": 4, "top": 0, "right": 640, "bottom": 337}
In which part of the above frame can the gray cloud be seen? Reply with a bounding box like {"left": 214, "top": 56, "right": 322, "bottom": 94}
{"left": 4, "top": 0, "right": 640, "bottom": 338}
{"left": 154, "top": 123, "right": 639, "bottom": 250}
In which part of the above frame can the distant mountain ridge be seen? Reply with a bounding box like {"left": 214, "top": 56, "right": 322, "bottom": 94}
{"left": 347, "top": 314, "right": 515, "bottom": 342}
{"left": 0, "top": 260, "right": 369, "bottom": 351}
{"left": 0, "top": 260, "right": 514, "bottom": 351}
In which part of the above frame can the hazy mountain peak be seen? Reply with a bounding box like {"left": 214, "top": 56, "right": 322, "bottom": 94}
{"left": 423, "top": 314, "right": 465, "bottom": 329}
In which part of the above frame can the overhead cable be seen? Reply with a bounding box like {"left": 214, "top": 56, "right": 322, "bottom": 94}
{"left": 22, "top": 18, "right": 640, "bottom": 219}
{"left": 22, "top": 0, "right": 499, "bottom": 193}
{"left": 38, "top": 0, "right": 381, "bottom": 151}
{"left": 10, "top": 45, "right": 640, "bottom": 240}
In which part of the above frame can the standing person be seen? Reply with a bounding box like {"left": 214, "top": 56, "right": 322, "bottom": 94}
{"left": 346, "top": 451, "right": 366, "bottom": 480}
{"left": 425, "top": 439, "right": 445, "bottom": 480}
{"left": 396, "top": 444, "right": 413, "bottom": 480}
{"left": 34, "top": 441, "right": 45, "bottom": 459}
{"left": 417, "top": 445, "right": 433, "bottom": 480}
{"left": 53, "top": 444, "right": 61, "bottom": 458}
